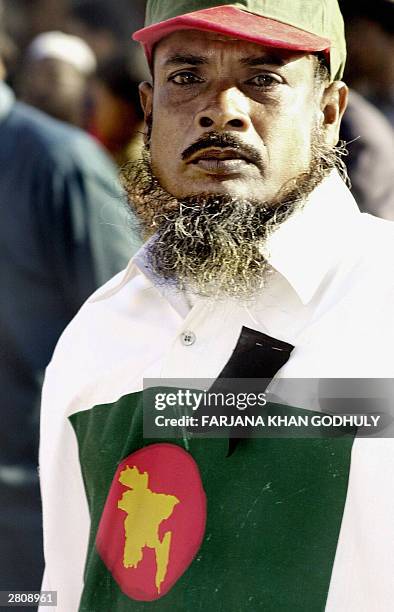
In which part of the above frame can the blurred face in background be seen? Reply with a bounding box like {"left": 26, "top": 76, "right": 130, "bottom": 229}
{"left": 19, "top": 57, "right": 87, "bottom": 126}
{"left": 84, "top": 53, "right": 145, "bottom": 165}
{"left": 87, "top": 77, "right": 140, "bottom": 157}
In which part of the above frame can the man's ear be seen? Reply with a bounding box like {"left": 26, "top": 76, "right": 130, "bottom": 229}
{"left": 139, "top": 81, "right": 153, "bottom": 145}
{"left": 320, "top": 81, "right": 348, "bottom": 146}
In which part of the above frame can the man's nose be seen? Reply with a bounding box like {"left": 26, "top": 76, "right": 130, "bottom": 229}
{"left": 195, "top": 87, "right": 251, "bottom": 131}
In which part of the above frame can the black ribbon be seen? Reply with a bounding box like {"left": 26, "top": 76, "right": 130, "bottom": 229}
{"left": 189, "top": 326, "right": 294, "bottom": 454}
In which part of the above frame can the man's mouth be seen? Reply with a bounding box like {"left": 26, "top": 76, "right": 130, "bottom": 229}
{"left": 186, "top": 147, "right": 254, "bottom": 174}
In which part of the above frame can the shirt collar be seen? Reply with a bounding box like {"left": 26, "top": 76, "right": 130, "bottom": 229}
{"left": 264, "top": 170, "right": 360, "bottom": 304}
{"left": 0, "top": 82, "right": 15, "bottom": 124}
{"left": 93, "top": 171, "right": 360, "bottom": 307}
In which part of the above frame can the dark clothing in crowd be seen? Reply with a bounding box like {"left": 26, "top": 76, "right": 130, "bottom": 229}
{"left": 341, "top": 89, "right": 394, "bottom": 220}
{"left": 0, "top": 82, "right": 137, "bottom": 593}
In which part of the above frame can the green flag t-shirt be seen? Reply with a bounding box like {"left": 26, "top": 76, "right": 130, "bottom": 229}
{"left": 39, "top": 172, "right": 394, "bottom": 611}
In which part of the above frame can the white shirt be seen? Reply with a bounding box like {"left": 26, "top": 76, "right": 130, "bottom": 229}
{"left": 39, "top": 171, "right": 394, "bottom": 611}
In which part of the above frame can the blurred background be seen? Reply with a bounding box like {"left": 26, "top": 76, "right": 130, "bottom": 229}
{"left": 0, "top": 0, "right": 148, "bottom": 605}
{"left": 0, "top": 0, "right": 393, "bottom": 607}
{"left": 1, "top": 0, "right": 149, "bottom": 164}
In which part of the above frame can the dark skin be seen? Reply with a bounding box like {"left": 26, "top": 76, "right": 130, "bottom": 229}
{"left": 138, "top": 30, "right": 348, "bottom": 202}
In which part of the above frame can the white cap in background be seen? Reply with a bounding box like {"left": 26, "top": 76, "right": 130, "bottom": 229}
{"left": 27, "top": 31, "right": 97, "bottom": 75}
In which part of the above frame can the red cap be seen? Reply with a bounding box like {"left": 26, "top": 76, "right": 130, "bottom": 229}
{"left": 133, "top": 5, "right": 331, "bottom": 67}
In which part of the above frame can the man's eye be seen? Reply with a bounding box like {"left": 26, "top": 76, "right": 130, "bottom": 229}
{"left": 169, "top": 72, "right": 204, "bottom": 85}
{"left": 246, "top": 74, "right": 281, "bottom": 88}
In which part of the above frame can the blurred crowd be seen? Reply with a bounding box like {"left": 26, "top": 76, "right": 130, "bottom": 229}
{"left": 339, "top": 0, "right": 394, "bottom": 220}
{"left": 0, "top": 0, "right": 147, "bottom": 600}
{"left": 0, "top": 0, "right": 393, "bottom": 603}
{"left": 1, "top": 0, "right": 148, "bottom": 164}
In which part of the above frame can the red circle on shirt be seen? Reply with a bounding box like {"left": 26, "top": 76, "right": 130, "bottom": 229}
{"left": 96, "top": 443, "right": 206, "bottom": 601}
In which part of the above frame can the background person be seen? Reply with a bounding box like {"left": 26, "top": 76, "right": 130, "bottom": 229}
{"left": 17, "top": 31, "right": 96, "bottom": 127}
{"left": 340, "top": 0, "right": 394, "bottom": 125}
{"left": 337, "top": 0, "right": 394, "bottom": 220}
{"left": 85, "top": 48, "right": 147, "bottom": 165}
{"left": 0, "top": 49, "right": 138, "bottom": 598}
{"left": 340, "top": 89, "right": 394, "bottom": 220}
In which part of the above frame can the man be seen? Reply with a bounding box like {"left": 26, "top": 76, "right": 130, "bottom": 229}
{"left": 340, "top": 89, "right": 394, "bottom": 220}
{"left": 337, "top": 0, "right": 394, "bottom": 221}
{"left": 17, "top": 31, "right": 96, "bottom": 127}
{"left": 340, "top": 0, "right": 394, "bottom": 126}
{"left": 39, "top": 1, "right": 394, "bottom": 611}
{"left": 0, "top": 54, "right": 136, "bottom": 595}
{"left": 85, "top": 49, "right": 146, "bottom": 166}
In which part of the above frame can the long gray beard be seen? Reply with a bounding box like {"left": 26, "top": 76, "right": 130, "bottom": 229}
{"left": 121, "top": 140, "right": 347, "bottom": 300}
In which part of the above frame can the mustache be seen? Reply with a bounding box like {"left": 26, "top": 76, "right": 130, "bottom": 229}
{"left": 181, "top": 132, "right": 264, "bottom": 172}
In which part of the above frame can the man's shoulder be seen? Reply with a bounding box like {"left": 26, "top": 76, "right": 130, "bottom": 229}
{"left": 5, "top": 101, "right": 117, "bottom": 179}
{"left": 357, "top": 213, "right": 394, "bottom": 266}
{"left": 45, "top": 265, "right": 164, "bottom": 406}
{"left": 50, "top": 267, "right": 133, "bottom": 363}
{"left": 41, "top": 258, "right": 187, "bottom": 419}
{"left": 336, "top": 212, "right": 394, "bottom": 310}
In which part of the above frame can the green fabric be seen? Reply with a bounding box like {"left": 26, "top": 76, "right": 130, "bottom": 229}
{"left": 144, "top": 0, "right": 346, "bottom": 81}
{"left": 70, "top": 392, "right": 355, "bottom": 611}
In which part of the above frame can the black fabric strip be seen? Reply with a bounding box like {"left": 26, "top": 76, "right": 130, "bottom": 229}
{"left": 207, "top": 327, "right": 294, "bottom": 455}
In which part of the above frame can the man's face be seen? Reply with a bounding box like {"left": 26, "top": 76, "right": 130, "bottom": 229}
{"left": 141, "top": 30, "right": 324, "bottom": 202}
{"left": 128, "top": 29, "right": 347, "bottom": 298}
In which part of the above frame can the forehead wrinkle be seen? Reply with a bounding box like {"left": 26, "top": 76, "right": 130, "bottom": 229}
{"left": 155, "top": 31, "right": 277, "bottom": 67}
{"left": 240, "top": 55, "right": 287, "bottom": 67}
{"left": 162, "top": 53, "right": 210, "bottom": 68}
{"left": 154, "top": 32, "right": 314, "bottom": 80}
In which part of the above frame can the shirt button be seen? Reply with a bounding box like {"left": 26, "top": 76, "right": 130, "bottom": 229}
{"left": 181, "top": 330, "right": 196, "bottom": 346}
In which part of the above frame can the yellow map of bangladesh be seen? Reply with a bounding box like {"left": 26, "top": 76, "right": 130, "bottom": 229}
{"left": 118, "top": 466, "right": 180, "bottom": 593}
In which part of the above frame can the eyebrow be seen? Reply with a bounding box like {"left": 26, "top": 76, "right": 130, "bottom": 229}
{"left": 240, "top": 55, "right": 287, "bottom": 67}
{"left": 163, "top": 53, "right": 209, "bottom": 67}
{"left": 162, "top": 52, "right": 289, "bottom": 70}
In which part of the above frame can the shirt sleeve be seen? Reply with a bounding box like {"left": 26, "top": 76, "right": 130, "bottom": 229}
{"left": 39, "top": 361, "right": 90, "bottom": 612}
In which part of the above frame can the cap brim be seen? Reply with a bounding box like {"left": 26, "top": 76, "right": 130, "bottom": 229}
{"left": 133, "top": 5, "right": 330, "bottom": 66}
